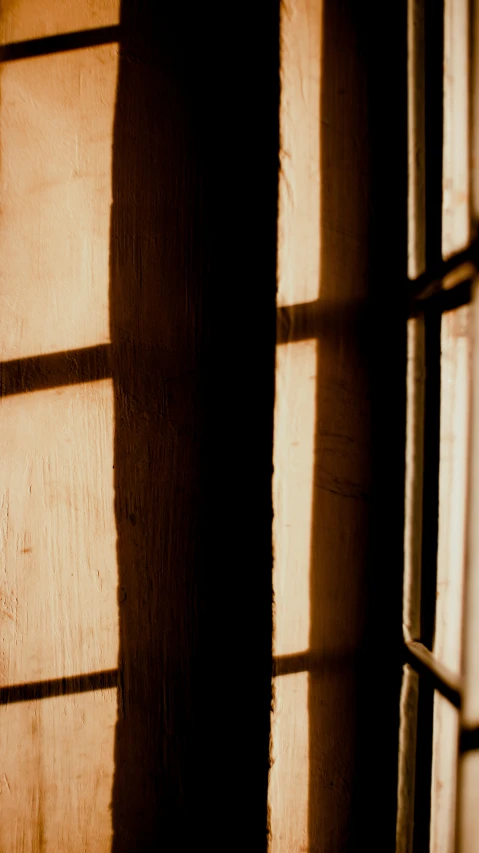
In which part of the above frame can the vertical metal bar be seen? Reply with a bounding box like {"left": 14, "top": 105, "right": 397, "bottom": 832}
{"left": 397, "top": 312, "right": 425, "bottom": 853}
{"left": 408, "top": 0, "right": 426, "bottom": 280}
{"left": 397, "top": 2, "right": 428, "bottom": 849}
{"left": 413, "top": 305, "right": 442, "bottom": 853}
{"left": 412, "top": 0, "right": 444, "bottom": 850}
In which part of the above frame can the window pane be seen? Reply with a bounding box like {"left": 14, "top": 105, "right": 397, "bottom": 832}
{"left": 435, "top": 305, "right": 470, "bottom": 674}
{"left": 442, "top": 0, "right": 470, "bottom": 258}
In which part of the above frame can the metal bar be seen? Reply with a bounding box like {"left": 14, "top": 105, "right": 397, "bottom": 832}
{"left": 459, "top": 725, "right": 479, "bottom": 754}
{"left": 409, "top": 276, "right": 473, "bottom": 316}
{"left": 405, "top": 640, "right": 463, "bottom": 709}
{"left": 412, "top": 4, "right": 445, "bottom": 849}
{"left": 409, "top": 241, "right": 478, "bottom": 303}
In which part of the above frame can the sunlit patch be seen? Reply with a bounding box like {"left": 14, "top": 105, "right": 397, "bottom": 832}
{"left": 429, "top": 306, "right": 470, "bottom": 853}
{"left": 0, "top": 42, "right": 118, "bottom": 361}
{"left": 0, "top": 378, "right": 118, "bottom": 849}
{"left": 431, "top": 695, "right": 460, "bottom": 853}
{"left": 0, "top": 380, "right": 118, "bottom": 685}
{"left": 276, "top": 0, "right": 322, "bottom": 308}
{"left": 270, "top": 337, "right": 316, "bottom": 850}
{"left": 269, "top": 672, "right": 309, "bottom": 853}
{"left": 0, "top": 690, "right": 117, "bottom": 852}
{"left": 0, "top": 0, "right": 120, "bottom": 44}
{"left": 269, "top": 1, "right": 322, "bottom": 849}
{"left": 442, "top": 0, "right": 470, "bottom": 258}
{"left": 273, "top": 339, "right": 317, "bottom": 658}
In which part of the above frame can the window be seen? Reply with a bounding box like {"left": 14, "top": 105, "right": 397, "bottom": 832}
{"left": 397, "top": 1, "right": 479, "bottom": 851}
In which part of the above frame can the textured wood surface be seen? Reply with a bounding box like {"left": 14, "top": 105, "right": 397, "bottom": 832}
{"left": 0, "top": 3, "right": 119, "bottom": 849}
{"left": 0, "top": 1, "right": 280, "bottom": 850}
{"left": 270, "top": 1, "right": 407, "bottom": 851}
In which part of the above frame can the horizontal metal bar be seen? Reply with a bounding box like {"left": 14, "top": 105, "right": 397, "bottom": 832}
{"left": 460, "top": 724, "right": 479, "bottom": 753}
{"left": 404, "top": 640, "right": 462, "bottom": 709}
{"left": 0, "top": 668, "right": 118, "bottom": 705}
{"left": 0, "top": 24, "right": 120, "bottom": 63}
{"left": 408, "top": 241, "right": 478, "bottom": 309}
{"left": 410, "top": 276, "right": 472, "bottom": 316}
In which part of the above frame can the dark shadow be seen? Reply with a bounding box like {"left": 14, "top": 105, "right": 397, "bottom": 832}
{"left": 0, "top": 25, "right": 120, "bottom": 63}
{"left": 304, "top": 1, "right": 407, "bottom": 850}
{"left": 0, "top": 669, "right": 118, "bottom": 705}
{"left": 274, "top": 651, "right": 358, "bottom": 678}
{"left": 109, "top": 2, "right": 279, "bottom": 851}
{"left": 0, "top": 344, "right": 111, "bottom": 396}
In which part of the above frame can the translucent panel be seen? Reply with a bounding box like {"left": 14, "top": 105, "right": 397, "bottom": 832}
{"left": 458, "top": 750, "right": 479, "bottom": 853}
{"left": 435, "top": 306, "right": 470, "bottom": 672}
{"left": 431, "top": 694, "right": 460, "bottom": 853}
{"left": 458, "top": 283, "right": 479, "bottom": 853}
{"left": 442, "top": 0, "right": 470, "bottom": 257}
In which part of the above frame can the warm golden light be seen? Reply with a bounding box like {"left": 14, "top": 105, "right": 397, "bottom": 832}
{"left": 430, "top": 307, "right": 470, "bottom": 853}
{"left": 276, "top": 0, "right": 322, "bottom": 309}
{"left": 0, "top": 381, "right": 118, "bottom": 683}
{"left": 269, "top": 339, "right": 317, "bottom": 853}
{"left": 269, "top": 1, "right": 322, "bottom": 850}
{"left": 442, "top": 0, "right": 470, "bottom": 258}
{"left": 273, "top": 340, "right": 317, "bottom": 658}
{"left": 0, "top": 691, "right": 117, "bottom": 852}
{"left": 0, "top": 381, "right": 118, "bottom": 849}
{"left": 0, "top": 43, "right": 118, "bottom": 361}
{"left": 269, "top": 672, "right": 310, "bottom": 852}
{"left": 458, "top": 281, "right": 479, "bottom": 853}
{"left": 0, "top": 2, "right": 120, "bottom": 847}
{"left": 0, "top": 0, "right": 120, "bottom": 44}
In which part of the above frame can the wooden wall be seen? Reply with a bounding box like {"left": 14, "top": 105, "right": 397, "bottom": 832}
{"left": 0, "top": 1, "right": 407, "bottom": 851}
